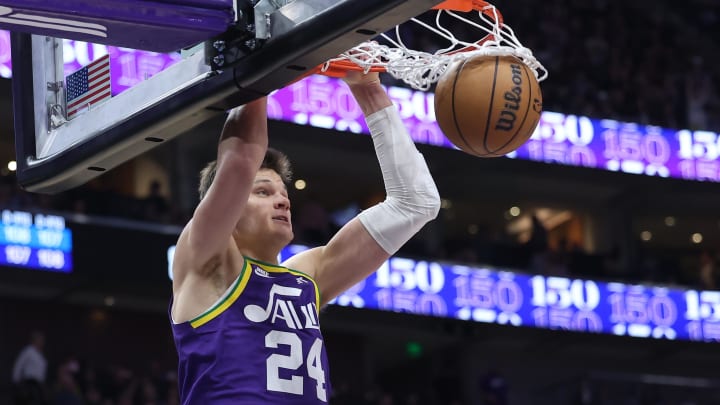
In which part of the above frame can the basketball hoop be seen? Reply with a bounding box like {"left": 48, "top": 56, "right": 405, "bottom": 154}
{"left": 313, "top": 0, "right": 547, "bottom": 91}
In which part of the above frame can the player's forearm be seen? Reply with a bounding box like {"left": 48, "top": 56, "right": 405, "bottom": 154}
{"left": 218, "top": 97, "right": 269, "bottom": 156}
{"left": 358, "top": 106, "right": 440, "bottom": 254}
{"left": 346, "top": 81, "right": 393, "bottom": 117}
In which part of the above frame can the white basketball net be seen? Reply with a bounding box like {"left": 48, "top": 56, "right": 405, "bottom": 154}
{"left": 320, "top": 2, "right": 547, "bottom": 91}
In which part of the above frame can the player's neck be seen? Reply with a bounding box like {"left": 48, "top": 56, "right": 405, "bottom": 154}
{"left": 233, "top": 231, "right": 287, "bottom": 264}
{"left": 239, "top": 245, "right": 281, "bottom": 265}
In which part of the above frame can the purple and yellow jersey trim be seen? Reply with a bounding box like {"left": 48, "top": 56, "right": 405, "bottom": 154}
{"left": 188, "top": 257, "right": 320, "bottom": 328}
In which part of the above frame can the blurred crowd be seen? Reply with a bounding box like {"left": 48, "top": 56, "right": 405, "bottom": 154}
{"left": 505, "top": 0, "right": 720, "bottom": 132}
{"left": 11, "top": 330, "right": 718, "bottom": 405}
{"left": 398, "top": 0, "right": 720, "bottom": 132}
{"left": 0, "top": 176, "right": 186, "bottom": 226}
{"left": 11, "top": 332, "right": 177, "bottom": 405}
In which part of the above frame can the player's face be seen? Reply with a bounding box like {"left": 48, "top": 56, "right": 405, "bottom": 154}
{"left": 236, "top": 169, "right": 293, "bottom": 244}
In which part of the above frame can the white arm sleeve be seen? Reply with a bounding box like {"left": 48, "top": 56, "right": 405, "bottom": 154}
{"left": 358, "top": 106, "right": 441, "bottom": 254}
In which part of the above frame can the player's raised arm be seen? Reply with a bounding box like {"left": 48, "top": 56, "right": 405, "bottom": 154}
{"left": 284, "top": 73, "right": 440, "bottom": 305}
{"left": 175, "top": 98, "right": 268, "bottom": 281}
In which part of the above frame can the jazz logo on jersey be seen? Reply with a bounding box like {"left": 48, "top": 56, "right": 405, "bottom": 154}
{"left": 0, "top": 6, "right": 107, "bottom": 38}
{"left": 244, "top": 284, "right": 320, "bottom": 330}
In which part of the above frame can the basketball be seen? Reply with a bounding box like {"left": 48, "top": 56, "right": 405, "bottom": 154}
{"left": 434, "top": 55, "right": 543, "bottom": 157}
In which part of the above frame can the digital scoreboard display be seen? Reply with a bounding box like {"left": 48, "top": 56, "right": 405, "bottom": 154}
{"left": 273, "top": 245, "right": 720, "bottom": 343}
{"left": 269, "top": 76, "right": 720, "bottom": 184}
{"left": 1, "top": 210, "right": 73, "bottom": 272}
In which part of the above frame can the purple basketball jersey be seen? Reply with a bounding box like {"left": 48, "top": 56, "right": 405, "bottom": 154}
{"left": 170, "top": 257, "right": 332, "bottom": 404}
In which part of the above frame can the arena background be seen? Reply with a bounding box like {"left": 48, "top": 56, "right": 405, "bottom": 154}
{"left": 2, "top": 0, "right": 720, "bottom": 403}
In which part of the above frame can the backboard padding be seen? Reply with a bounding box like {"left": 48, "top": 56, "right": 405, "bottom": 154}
{"left": 0, "top": 0, "right": 234, "bottom": 52}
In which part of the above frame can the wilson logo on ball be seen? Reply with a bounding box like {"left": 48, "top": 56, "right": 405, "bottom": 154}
{"left": 434, "top": 55, "right": 543, "bottom": 157}
{"left": 496, "top": 63, "right": 524, "bottom": 131}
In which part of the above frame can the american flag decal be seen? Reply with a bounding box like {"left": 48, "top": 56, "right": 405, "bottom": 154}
{"left": 65, "top": 55, "right": 111, "bottom": 119}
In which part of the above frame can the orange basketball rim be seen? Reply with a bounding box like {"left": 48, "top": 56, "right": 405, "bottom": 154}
{"left": 313, "top": 0, "right": 504, "bottom": 78}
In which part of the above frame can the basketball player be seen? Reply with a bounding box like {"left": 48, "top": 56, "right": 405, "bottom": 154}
{"left": 169, "top": 70, "right": 440, "bottom": 404}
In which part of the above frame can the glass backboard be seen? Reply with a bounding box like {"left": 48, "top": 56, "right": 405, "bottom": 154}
{"left": 5, "top": 0, "right": 442, "bottom": 193}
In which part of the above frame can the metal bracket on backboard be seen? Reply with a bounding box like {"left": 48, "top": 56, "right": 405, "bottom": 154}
{"left": 46, "top": 80, "right": 66, "bottom": 130}
{"left": 209, "top": 0, "right": 380, "bottom": 72}
{"left": 255, "top": 0, "right": 295, "bottom": 39}
{"left": 206, "top": 0, "right": 260, "bottom": 70}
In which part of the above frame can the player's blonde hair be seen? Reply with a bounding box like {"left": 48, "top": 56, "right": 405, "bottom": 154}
{"left": 198, "top": 148, "right": 292, "bottom": 201}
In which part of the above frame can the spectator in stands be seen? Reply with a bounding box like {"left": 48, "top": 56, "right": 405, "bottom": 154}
{"left": 50, "top": 357, "right": 83, "bottom": 405}
{"left": 479, "top": 369, "right": 508, "bottom": 405}
{"left": 685, "top": 57, "right": 714, "bottom": 130}
{"left": 698, "top": 249, "right": 717, "bottom": 290}
{"left": 526, "top": 214, "right": 550, "bottom": 274}
{"left": 571, "top": 378, "right": 595, "bottom": 405}
{"left": 11, "top": 331, "right": 47, "bottom": 405}
{"left": 526, "top": 214, "right": 548, "bottom": 253}
{"left": 142, "top": 180, "right": 170, "bottom": 222}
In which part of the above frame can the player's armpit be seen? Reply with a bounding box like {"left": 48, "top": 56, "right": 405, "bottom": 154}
{"left": 287, "top": 219, "right": 390, "bottom": 306}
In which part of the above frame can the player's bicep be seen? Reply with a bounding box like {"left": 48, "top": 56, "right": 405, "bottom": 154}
{"left": 310, "top": 218, "right": 389, "bottom": 305}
